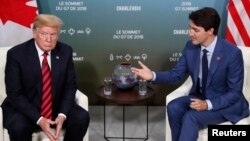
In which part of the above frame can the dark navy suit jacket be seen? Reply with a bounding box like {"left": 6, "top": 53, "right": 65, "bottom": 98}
{"left": 155, "top": 37, "right": 249, "bottom": 123}
{"left": 1, "top": 39, "right": 77, "bottom": 125}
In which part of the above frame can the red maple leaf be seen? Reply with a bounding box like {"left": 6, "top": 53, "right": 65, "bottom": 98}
{"left": 0, "top": 0, "right": 37, "bottom": 28}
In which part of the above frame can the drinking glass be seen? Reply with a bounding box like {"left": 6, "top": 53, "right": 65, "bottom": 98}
{"left": 104, "top": 77, "right": 112, "bottom": 95}
{"left": 139, "top": 79, "right": 147, "bottom": 95}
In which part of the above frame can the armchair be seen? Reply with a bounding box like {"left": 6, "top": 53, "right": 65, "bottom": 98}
{"left": 166, "top": 46, "right": 250, "bottom": 141}
{"left": 0, "top": 47, "right": 89, "bottom": 141}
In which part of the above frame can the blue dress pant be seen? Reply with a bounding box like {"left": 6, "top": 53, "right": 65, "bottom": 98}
{"left": 167, "top": 95, "right": 226, "bottom": 141}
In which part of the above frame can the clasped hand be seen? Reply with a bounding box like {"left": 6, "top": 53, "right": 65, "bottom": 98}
{"left": 38, "top": 115, "right": 65, "bottom": 141}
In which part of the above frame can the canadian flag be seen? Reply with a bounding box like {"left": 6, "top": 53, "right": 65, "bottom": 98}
{"left": 0, "top": 0, "right": 38, "bottom": 47}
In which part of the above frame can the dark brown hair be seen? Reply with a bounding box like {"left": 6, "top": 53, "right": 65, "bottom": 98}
{"left": 189, "top": 7, "right": 220, "bottom": 35}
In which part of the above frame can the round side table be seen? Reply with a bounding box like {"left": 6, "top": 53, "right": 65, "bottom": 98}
{"left": 96, "top": 85, "right": 155, "bottom": 141}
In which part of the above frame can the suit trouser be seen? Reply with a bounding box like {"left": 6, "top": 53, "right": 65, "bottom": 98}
{"left": 167, "top": 95, "right": 226, "bottom": 141}
{"left": 4, "top": 104, "right": 90, "bottom": 141}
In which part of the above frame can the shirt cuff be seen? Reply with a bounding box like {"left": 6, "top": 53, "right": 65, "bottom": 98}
{"left": 36, "top": 116, "right": 43, "bottom": 125}
{"left": 206, "top": 100, "right": 213, "bottom": 110}
{"left": 58, "top": 113, "right": 67, "bottom": 119}
{"left": 152, "top": 71, "right": 156, "bottom": 81}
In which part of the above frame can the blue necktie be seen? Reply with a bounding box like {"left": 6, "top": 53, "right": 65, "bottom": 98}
{"left": 202, "top": 49, "right": 208, "bottom": 95}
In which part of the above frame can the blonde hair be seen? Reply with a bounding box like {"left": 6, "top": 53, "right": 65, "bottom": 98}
{"left": 33, "top": 14, "right": 63, "bottom": 29}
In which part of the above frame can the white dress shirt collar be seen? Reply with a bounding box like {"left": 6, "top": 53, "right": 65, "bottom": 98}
{"left": 201, "top": 36, "right": 217, "bottom": 54}
{"left": 34, "top": 41, "right": 52, "bottom": 68}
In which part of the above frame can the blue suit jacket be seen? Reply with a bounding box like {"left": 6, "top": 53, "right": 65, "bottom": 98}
{"left": 155, "top": 37, "right": 249, "bottom": 123}
{"left": 1, "top": 39, "right": 77, "bottom": 124}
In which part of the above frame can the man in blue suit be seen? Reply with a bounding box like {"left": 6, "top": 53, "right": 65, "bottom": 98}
{"left": 1, "top": 14, "right": 89, "bottom": 141}
{"left": 131, "top": 7, "right": 249, "bottom": 141}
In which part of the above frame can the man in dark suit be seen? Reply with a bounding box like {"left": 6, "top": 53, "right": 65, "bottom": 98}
{"left": 131, "top": 7, "right": 249, "bottom": 141}
{"left": 1, "top": 14, "right": 89, "bottom": 141}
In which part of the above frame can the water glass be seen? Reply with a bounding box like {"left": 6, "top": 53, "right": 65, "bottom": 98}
{"left": 104, "top": 77, "right": 112, "bottom": 95}
{"left": 139, "top": 79, "right": 147, "bottom": 95}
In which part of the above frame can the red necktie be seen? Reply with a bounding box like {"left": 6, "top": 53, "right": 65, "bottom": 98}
{"left": 41, "top": 52, "right": 53, "bottom": 120}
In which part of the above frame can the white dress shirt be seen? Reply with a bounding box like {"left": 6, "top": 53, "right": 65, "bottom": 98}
{"left": 35, "top": 41, "right": 66, "bottom": 124}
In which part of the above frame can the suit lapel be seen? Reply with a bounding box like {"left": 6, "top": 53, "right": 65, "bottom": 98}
{"left": 28, "top": 44, "right": 41, "bottom": 76}
{"left": 206, "top": 39, "right": 223, "bottom": 87}
{"left": 193, "top": 46, "right": 201, "bottom": 87}
{"left": 27, "top": 41, "right": 43, "bottom": 98}
{"left": 51, "top": 47, "right": 60, "bottom": 97}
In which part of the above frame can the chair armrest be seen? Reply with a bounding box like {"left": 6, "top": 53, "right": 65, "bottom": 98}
{"left": 0, "top": 107, "right": 4, "bottom": 140}
{"left": 166, "top": 77, "right": 193, "bottom": 104}
{"left": 75, "top": 90, "right": 89, "bottom": 141}
{"left": 75, "top": 90, "right": 88, "bottom": 111}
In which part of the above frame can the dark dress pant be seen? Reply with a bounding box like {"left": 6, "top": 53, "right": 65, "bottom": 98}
{"left": 3, "top": 104, "right": 89, "bottom": 141}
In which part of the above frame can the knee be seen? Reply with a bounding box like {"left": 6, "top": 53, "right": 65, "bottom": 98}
{"left": 167, "top": 101, "right": 181, "bottom": 114}
{"left": 7, "top": 122, "right": 33, "bottom": 138}
{"left": 75, "top": 109, "right": 90, "bottom": 126}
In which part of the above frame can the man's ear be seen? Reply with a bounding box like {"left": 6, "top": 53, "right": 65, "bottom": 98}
{"left": 32, "top": 29, "right": 37, "bottom": 37}
{"left": 208, "top": 28, "right": 214, "bottom": 35}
